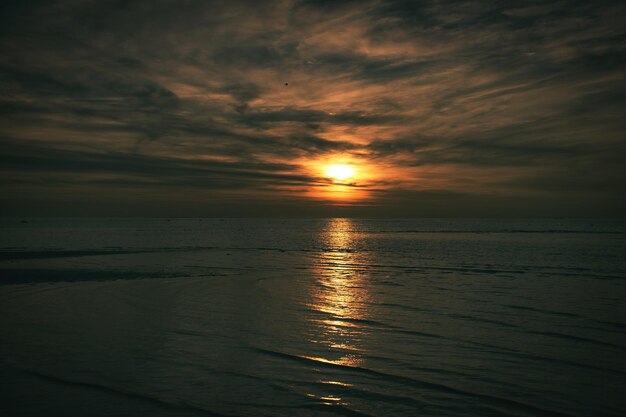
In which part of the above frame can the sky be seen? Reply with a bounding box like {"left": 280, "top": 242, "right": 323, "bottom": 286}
{"left": 1, "top": 0, "right": 625, "bottom": 217}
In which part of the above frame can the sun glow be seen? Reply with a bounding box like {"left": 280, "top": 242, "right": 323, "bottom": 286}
{"left": 326, "top": 164, "right": 355, "bottom": 182}
{"left": 297, "top": 155, "right": 379, "bottom": 202}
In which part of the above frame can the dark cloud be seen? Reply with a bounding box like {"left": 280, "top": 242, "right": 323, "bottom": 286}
{"left": 309, "top": 51, "right": 441, "bottom": 82}
{"left": 239, "top": 107, "right": 406, "bottom": 126}
{"left": 220, "top": 82, "right": 264, "bottom": 103}
{"left": 0, "top": 139, "right": 312, "bottom": 191}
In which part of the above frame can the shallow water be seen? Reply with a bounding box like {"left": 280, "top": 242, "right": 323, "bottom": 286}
{"left": 1, "top": 218, "right": 625, "bottom": 416}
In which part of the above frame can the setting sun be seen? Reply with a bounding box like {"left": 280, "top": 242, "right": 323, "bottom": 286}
{"left": 326, "top": 164, "right": 355, "bottom": 182}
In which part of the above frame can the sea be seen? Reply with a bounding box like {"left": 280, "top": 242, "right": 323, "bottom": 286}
{"left": 1, "top": 218, "right": 625, "bottom": 417}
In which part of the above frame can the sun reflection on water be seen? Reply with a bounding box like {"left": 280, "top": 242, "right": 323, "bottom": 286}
{"left": 306, "top": 218, "right": 372, "bottom": 368}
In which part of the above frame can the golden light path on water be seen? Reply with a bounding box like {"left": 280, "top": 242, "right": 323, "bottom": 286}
{"left": 304, "top": 218, "right": 373, "bottom": 405}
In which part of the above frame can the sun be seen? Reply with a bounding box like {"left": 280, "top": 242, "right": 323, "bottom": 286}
{"left": 326, "top": 164, "right": 355, "bottom": 182}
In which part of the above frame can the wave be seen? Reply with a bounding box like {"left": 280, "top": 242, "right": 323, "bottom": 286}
{"left": 1, "top": 362, "right": 231, "bottom": 417}
{"left": 0, "top": 249, "right": 150, "bottom": 261}
{"left": 373, "top": 230, "right": 624, "bottom": 235}
{"left": 252, "top": 347, "right": 578, "bottom": 417}
{"left": 357, "top": 318, "right": 626, "bottom": 378}
{"left": 528, "top": 331, "right": 626, "bottom": 351}
{"left": 0, "top": 246, "right": 310, "bottom": 261}
{"left": 0, "top": 267, "right": 227, "bottom": 285}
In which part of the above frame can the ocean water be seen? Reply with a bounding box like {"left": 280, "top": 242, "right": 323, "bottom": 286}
{"left": 1, "top": 218, "right": 625, "bottom": 417}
